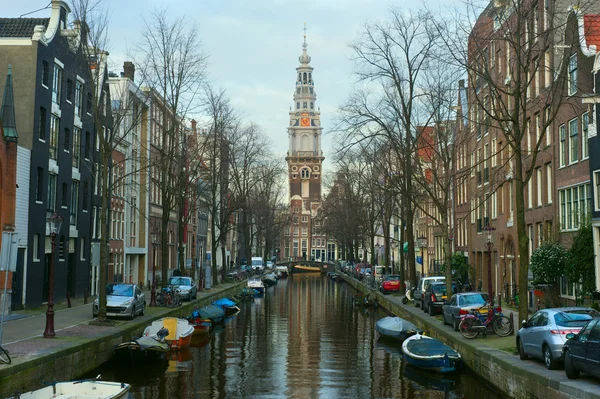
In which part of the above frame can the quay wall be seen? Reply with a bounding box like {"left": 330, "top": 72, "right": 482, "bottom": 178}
{"left": 344, "top": 275, "right": 600, "bottom": 399}
{"left": 0, "top": 283, "right": 245, "bottom": 397}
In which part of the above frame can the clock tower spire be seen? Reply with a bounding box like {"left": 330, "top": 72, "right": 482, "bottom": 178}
{"left": 284, "top": 27, "right": 325, "bottom": 262}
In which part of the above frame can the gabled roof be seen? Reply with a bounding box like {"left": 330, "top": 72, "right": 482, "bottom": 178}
{"left": 0, "top": 18, "right": 48, "bottom": 38}
{"left": 584, "top": 15, "right": 600, "bottom": 48}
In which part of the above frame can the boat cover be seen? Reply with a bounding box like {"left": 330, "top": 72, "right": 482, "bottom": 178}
{"left": 198, "top": 305, "right": 225, "bottom": 322}
{"left": 133, "top": 336, "right": 169, "bottom": 352}
{"left": 405, "top": 337, "right": 459, "bottom": 358}
{"left": 213, "top": 298, "right": 237, "bottom": 308}
{"left": 376, "top": 316, "right": 419, "bottom": 338}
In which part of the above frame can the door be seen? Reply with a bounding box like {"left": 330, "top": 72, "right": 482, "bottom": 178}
{"left": 135, "top": 286, "right": 144, "bottom": 311}
{"left": 521, "top": 312, "right": 542, "bottom": 355}
{"left": 585, "top": 320, "right": 600, "bottom": 377}
{"left": 528, "top": 312, "right": 548, "bottom": 359}
{"left": 572, "top": 319, "right": 596, "bottom": 369}
{"left": 10, "top": 248, "right": 25, "bottom": 310}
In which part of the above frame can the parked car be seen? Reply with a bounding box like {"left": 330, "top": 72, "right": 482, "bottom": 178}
{"left": 266, "top": 261, "right": 274, "bottom": 269}
{"left": 414, "top": 276, "right": 445, "bottom": 308}
{"left": 516, "top": 307, "right": 600, "bottom": 369}
{"left": 422, "top": 282, "right": 457, "bottom": 315}
{"left": 379, "top": 274, "right": 402, "bottom": 294}
{"left": 374, "top": 265, "right": 392, "bottom": 283}
{"left": 563, "top": 317, "right": 600, "bottom": 379}
{"left": 168, "top": 276, "right": 197, "bottom": 300}
{"left": 251, "top": 257, "right": 265, "bottom": 272}
{"left": 442, "top": 292, "right": 491, "bottom": 331}
{"left": 93, "top": 283, "right": 145, "bottom": 319}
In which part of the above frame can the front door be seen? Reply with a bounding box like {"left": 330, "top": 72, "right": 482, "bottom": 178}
{"left": 10, "top": 248, "right": 25, "bottom": 310}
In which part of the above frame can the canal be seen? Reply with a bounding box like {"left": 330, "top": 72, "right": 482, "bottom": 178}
{"left": 88, "top": 274, "right": 504, "bottom": 398}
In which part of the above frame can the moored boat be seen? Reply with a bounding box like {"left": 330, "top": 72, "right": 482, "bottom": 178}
{"left": 212, "top": 298, "right": 240, "bottom": 315}
{"left": 9, "top": 379, "right": 130, "bottom": 399}
{"left": 187, "top": 309, "right": 213, "bottom": 335}
{"left": 197, "top": 304, "right": 226, "bottom": 323}
{"left": 402, "top": 334, "right": 461, "bottom": 373}
{"left": 293, "top": 264, "right": 321, "bottom": 273}
{"left": 143, "top": 317, "right": 194, "bottom": 350}
{"left": 275, "top": 265, "right": 288, "bottom": 278}
{"left": 376, "top": 316, "right": 420, "bottom": 341}
{"left": 262, "top": 273, "right": 278, "bottom": 287}
{"left": 248, "top": 277, "right": 265, "bottom": 294}
{"left": 115, "top": 330, "right": 170, "bottom": 362}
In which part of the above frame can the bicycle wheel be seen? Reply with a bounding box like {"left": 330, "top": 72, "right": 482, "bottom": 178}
{"left": 459, "top": 317, "right": 482, "bottom": 339}
{"left": 0, "top": 346, "right": 11, "bottom": 364}
{"left": 492, "top": 315, "right": 513, "bottom": 337}
{"left": 156, "top": 294, "right": 165, "bottom": 307}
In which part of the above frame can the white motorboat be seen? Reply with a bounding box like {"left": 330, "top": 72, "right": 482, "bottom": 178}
{"left": 11, "top": 379, "right": 130, "bottom": 399}
{"left": 247, "top": 278, "right": 265, "bottom": 294}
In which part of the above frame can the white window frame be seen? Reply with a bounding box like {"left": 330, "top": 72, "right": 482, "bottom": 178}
{"left": 33, "top": 234, "right": 40, "bottom": 262}
{"left": 569, "top": 117, "right": 578, "bottom": 165}
{"left": 568, "top": 54, "right": 577, "bottom": 96}
{"left": 528, "top": 179, "right": 533, "bottom": 209}
{"left": 559, "top": 124, "right": 566, "bottom": 167}
{"left": 546, "top": 163, "right": 552, "bottom": 204}
{"left": 582, "top": 112, "right": 589, "bottom": 159}
{"left": 80, "top": 238, "right": 86, "bottom": 261}
{"left": 536, "top": 167, "right": 542, "bottom": 206}
{"left": 594, "top": 170, "right": 600, "bottom": 212}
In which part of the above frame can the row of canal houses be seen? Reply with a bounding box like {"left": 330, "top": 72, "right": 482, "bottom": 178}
{"left": 412, "top": 0, "right": 600, "bottom": 308}
{"left": 0, "top": 1, "right": 224, "bottom": 312}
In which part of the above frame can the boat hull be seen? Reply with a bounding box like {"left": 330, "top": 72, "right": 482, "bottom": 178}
{"left": 115, "top": 336, "right": 169, "bottom": 363}
{"left": 15, "top": 381, "right": 130, "bottom": 399}
{"left": 143, "top": 317, "right": 195, "bottom": 350}
{"left": 376, "top": 316, "right": 420, "bottom": 341}
{"left": 402, "top": 334, "right": 461, "bottom": 373}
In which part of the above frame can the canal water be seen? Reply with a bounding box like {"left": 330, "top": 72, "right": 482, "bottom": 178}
{"left": 88, "top": 274, "right": 505, "bottom": 398}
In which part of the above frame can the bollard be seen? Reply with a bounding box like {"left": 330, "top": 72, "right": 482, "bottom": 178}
{"left": 510, "top": 312, "right": 515, "bottom": 335}
{"left": 84, "top": 289, "right": 88, "bottom": 304}
{"left": 67, "top": 291, "right": 72, "bottom": 308}
{"left": 537, "top": 298, "right": 540, "bottom": 311}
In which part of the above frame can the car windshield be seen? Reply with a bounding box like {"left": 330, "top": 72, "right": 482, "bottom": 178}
{"left": 252, "top": 259, "right": 263, "bottom": 266}
{"left": 555, "top": 310, "right": 600, "bottom": 327}
{"left": 461, "top": 293, "right": 489, "bottom": 305}
{"left": 107, "top": 284, "right": 133, "bottom": 297}
{"left": 169, "top": 277, "right": 191, "bottom": 286}
{"left": 386, "top": 276, "right": 400, "bottom": 281}
{"left": 432, "top": 284, "right": 447, "bottom": 294}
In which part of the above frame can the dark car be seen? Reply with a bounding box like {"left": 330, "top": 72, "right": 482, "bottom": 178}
{"left": 563, "top": 317, "right": 600, "bottom": 379}
{"left": 442, "top": 292, "right": 490, "bottom": 330}
{"left": 379, "top": 274, "right": 402, "bottom": 294}
{"left": 422, "top": 282, "right": 456, "bottom": 316}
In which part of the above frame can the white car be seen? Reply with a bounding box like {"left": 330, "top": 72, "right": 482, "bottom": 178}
{"left": 251, "top": 257, "right": 265, "bottom": 272}
{"left": 266, "top": 261, "right": 274, "bottom": 269}
{"left": 93, "top": 283, "right": 145, "bottom": 319}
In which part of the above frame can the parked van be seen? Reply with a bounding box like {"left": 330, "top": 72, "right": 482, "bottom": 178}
{"left": 414, "top": 276, "right": 445, "bottom": 309}
{"left": 251, "top": 257, "right": 265, "bottom": 272}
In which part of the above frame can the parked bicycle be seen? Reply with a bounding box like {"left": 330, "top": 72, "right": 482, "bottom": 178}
{"left": 458, "top": 305, "right": 513, "bottom": 339}
{"left": 156, "top": 286, "right": 182, "bottom": 308}
{"left": 0, "top": 345, "right": 11, "bottom": 364}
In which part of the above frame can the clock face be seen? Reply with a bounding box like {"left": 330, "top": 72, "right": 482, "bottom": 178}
{"left": 301, "top": 117, "right": 310, "bottom": 127}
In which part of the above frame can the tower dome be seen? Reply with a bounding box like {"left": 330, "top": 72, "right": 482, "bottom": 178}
{"left": 299, "top": 27, "right": 311, "bottom": 64}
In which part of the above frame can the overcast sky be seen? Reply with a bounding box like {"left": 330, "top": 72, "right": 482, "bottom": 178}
{"left": 6, "top": 0, "right": 461, "bottom": 175}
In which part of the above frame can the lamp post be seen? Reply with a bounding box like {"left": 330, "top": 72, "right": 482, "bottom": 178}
{"left": 483, "top": 225, "right": 496, "bottom": 306}
{"left": 417, "top": 236, "right": 428, "bottom": 278}
{"left": 44, "top": 212, "right": 63, "bottom": 338}
{"left": 150, "top": 230, "right": 158, "bottom": 306}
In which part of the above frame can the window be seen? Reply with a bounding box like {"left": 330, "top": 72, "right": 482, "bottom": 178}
{"left": 71, "top": 181, "right": 78, "bottom": 225}
{"left": 33, "top": 234, "right": 40, "bottom": 262}
{"left": 49, "top": 115, "right": 59, "bottom": 160}
{"left": 87, "top": 92, "right": 93, "bottom": 115}
{"left": 82, "top": 180, "right": 89, "bottom": 211}
{"left": 533, "top": 3, "right": 538, "bottom": 40}
{"left": 559, "top": 184, "right": 591, "bottom": 231}
{"left": 526, "top": 119, "right": 531, "bottom": 153}
{"left": 42, "top": 60, "right": 49, "bottom": 87}
{"left": 52, "top": 63, "right": 62, "bottom": 104}
{"left": 85, "top": 131, "right": 90, "bottom": 160}
{"left": 470, "top": 153, "right": 475, "bottom": 177}
{"left": 528, "top": 224, "right": 533, "bottom": 261}
{"left": 72, "top": 128, "right": 80, "bottom": 167}
{"left": 61, "top": 182, "right": 68, "bottom": 208}
{"left": 528, "top": 179, "right": 533, "bottom": 209}
{"left": 536, "top": 168, "right": 542, "bottom": 206}
{"left": 80, "top": 238, "right": 86, "bottom": 261}
{"left": 568, "top": 54, "right": 577, "bottom": 95}
{"left": 544, "top": 107, "right": 551, "bottom": 147}
{"left": 310, "top": 102, "right": 314, "bottom": 109}
{"left": 301, "top": 168, "right": 310, "bottom": 179}
{"left": 63, "top": 128, "right": 70, "bottom": 153}
{"left": 537, "top": 222, "right": 543, "bottom": 247}
{"left": 296, "top": 102, "right": 300, "bottom": 109}
{"left": 66, "top": 79, "right": 73, "bottom": 103}
{"left": 543, "top": 0, "right": 549, "bottom": 31}
{"left": 75, "top": 81, "right": 83, "bottom": 117}
{"left": 39, "top": 107, "right": 47, "bottom": 141}
{"left": 546, "top": 163, "right": 552, "bottom": 204}
{"left": 36, "top": 168, "right": 44, "bottom": 202}
{"left": 559, "top": 124, "right": 566, "bottom": 167}
{"left": 569, "top": 118, "right": 578, "bottom": 164}
{"left": 544, "top": 49, "right": 551, "bottom": 87}
{"left": 535, "top": 114, "right": 540, "bottom": 146}
{"left": 492, "top": 191, "right": 498, "bottom": 219}
{"left": 303, "top": 101, "right": 307, "bottom": 109}
{"left": 582, "top": 113, "right": 589, "bottom": 159}
{"left": 47, "top": 173, "right": 57, "bottom": 211}
{"left": 491, "top": 138, "right": 497, "bottom": 167}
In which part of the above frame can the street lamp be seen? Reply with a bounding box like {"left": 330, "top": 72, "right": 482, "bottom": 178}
{"left": 483, "top": 225, "right": 496, "bottom": 306}
{"left": 44, "top": 211, "right": 63, "bottom": 338}
{"left": 150, "top": 230, "right": 158, "bottom": 306}
{"left": 417, "top": 236, "right": 428, "bottom": 278}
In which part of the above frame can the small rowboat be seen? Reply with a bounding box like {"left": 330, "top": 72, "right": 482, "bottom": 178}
{"left": 9, "top": 379, "right": 130, "bottom": 399}
{"left": 248, "top": 278, "right": 265, "bottom": 294}
{"left": 115, "top": 333, "right": 169, "bottom": 362}
{"left": 402, "top": 334, "right": 461, "bottom": 373}
{"left": 197, "top": 304, "right": 226, "bottom": 324}
{"left": 144, "top": 317, "right": 194, "bottom": 350}
{"left": 212, "top": 298, "right": 240, "bottom": 316}
{"left": 376, "top": 316, "right": 421, "bottom": 341}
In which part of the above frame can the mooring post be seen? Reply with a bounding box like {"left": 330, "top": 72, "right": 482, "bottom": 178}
{"left": 84, "top": 289, "right": 88, "bottom": 304}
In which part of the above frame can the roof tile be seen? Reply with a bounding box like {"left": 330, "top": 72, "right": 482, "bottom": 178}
{"left": 584, "top": 14, "right": 600, "bottom": 48}
{"left": 0, "top": 18, "right": 48, "bottom": 38}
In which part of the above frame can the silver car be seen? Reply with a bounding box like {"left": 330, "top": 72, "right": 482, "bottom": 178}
{"left": 516, "top": 307, "right": 600, "bottom": 369}
{"left": 93, "top": 283, "right": 145, "bottom": 319}
{"left": 168, "top": 276, "right": 197, "bottom": 301}
{"left": 442, "top": 292, "right": 490, "bottom": 330}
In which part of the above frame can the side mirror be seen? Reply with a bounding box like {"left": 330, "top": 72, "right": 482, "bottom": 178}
{"left": 521, "top": 320, "right": 528, "bottom": 329}
{"left": 566, "top": 333, "right": 576, "bottom": 340}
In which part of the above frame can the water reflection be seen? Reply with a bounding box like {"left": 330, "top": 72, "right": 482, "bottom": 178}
{"left": 88, "top": 274, "right": 505, "bottom": 398}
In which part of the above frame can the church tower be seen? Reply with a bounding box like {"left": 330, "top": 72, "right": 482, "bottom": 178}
{"left": 285, "top": 28, "right": 325, "bottom": 261}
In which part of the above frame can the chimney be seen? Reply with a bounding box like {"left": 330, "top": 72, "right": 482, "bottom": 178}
{"left": 458, "top": 79, "right": 465, "bottom": 89}
{"left": 123, "top": 61, "right": 135, "bottom": 82}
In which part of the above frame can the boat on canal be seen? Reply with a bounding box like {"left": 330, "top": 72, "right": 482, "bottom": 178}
{"left": 402, "top": 333, "right": 461, "bottom": 373}
{"left": 114, "top": 331, "right": 170, "bottom": 362}
{"left": 10, "top": 378, "right": 130, "bottom": 399}
{"left": 262, "top": 273, "right": 278, "bottom": 287}
{"left": 247, "top": 277, "right": 265, "bottom": 294}
{"left": 275, "top": 265, "right": 288, "bottom": 278}
{"left": 197, "top": 304, "right": 226, "bottom": 323}
{"left": 376, "top": 316, "right": 421, "bottom": 341}
{"left": 143, "top": 317, "right": 194, "bottom": 350}
{"left": 186, "top": 309, "right": 213, "bottom": 335}
{"left": 212, "top": 298, "right": 241, "bottom": 316}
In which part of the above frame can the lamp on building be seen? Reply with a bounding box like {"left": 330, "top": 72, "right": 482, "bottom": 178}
{"left": 417, "top": 236, "right": 428, "bottom": 278}
{"left": 483, "top": 225, "right": 496, "bottom": 306}
{"left": 150, "top": 230, "right": 158, "bottom": 306}
{"left": 44, "top": 211, "right": 63, "bottom": 338}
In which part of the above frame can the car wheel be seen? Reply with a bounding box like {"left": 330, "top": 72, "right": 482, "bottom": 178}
{"left": 428, "top": 304, "right": 435, "bottom": 316}
{"left": 415, "top": 299, "right": 420, "bottom": 308}
{"left": 423, "top": 302, "right": 429, "bottom": 313}
{"left": 130, "top": 306, "right": 136, "bottom": 320}
{"left": 518, "top": 338, "right": 529, "bottom": 360}
{"left": 543, "top": 344, "right": 557, "bottom": 370}
{"left": 564, "top": 351, "right": 580, "bottom": 379}
{"left": 453, "top": 316, "right": 459, "bottom": 331}
{"left": 140, "top": 303, "right": 145, "bottom": 316}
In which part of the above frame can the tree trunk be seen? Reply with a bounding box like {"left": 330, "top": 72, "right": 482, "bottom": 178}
{"left": 514, "top": 148, "right": 529, "bottom": 324}
{"left": 211, "top": 223, "right": 218, "bottom": 286}
{"left": 97, "top": 156, "right": 111, "bottom": 321}
{"left": 177, "top": 196, "right": 186, "bottom": 275}
{"left": 161, "top": 206, "right": 169, "bottom": 287}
